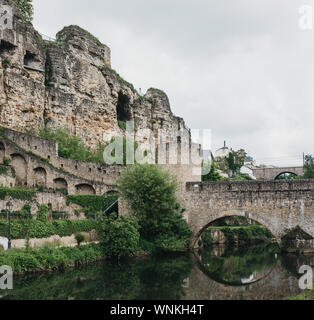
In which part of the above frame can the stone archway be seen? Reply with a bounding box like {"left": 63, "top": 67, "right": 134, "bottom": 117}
{"left": 274, "top": 172, "right": 298, "bottom": 180}
{"left": 54, "top": 178, "right": 68, "bottom": 192}
{"left": 192, "top": 210, "right": 281, "bottom": 249}
{"left": 75, "top": 184, "right": 96, "bottom": 195}
{"left": 0, "top": 142, "right": 5, "bottom": 163}
{"left": 10, "top": 154, "right": 27, "bottom": 186}
{"left": 33, "top": 167, "right": 47, "bottom": 188}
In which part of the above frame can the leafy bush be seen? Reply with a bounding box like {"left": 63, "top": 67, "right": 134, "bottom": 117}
{"left": 97, "top": 214, "right": 140, "bottom": 258}
{"left": 66, "top": 194, "right": 118, "bottom": 218}
{"left": 38, "top": 127, "right": 106, "bottom": 163}
{"left": 0, "top": 219, "right": 97, "bottom": 239}
{"left": 118, "top": 164, "right": 192, "bottom": 252}
{"left": 2, "top": 58, "right": 11, "bottom": 68}
{"left": 2, "top": 158, "right": 11, "bottom": 166}
{"left": 200, "top": 230, "right": 213, "bottom": 247}
{"left": 75, "top": 233, "right": 85, "bottom": 247}
{"left": 51, "top": 212, "right": 69, "bottom": 220}
{"left": 281, "top": 226, "right": 314, "bottom": 244}
{"left": 0, "top": 187, "right": 36, "bottom": 201}
{"left": 0, "top": 243, "right": 103, "bottom": 273}
{"left": 0, "top": 165, "right": 8, "bottom": 175}
{"left": 204, "top": 225, "right": 273, "bottom": 246}
{"left": 13, "top": 0, "right": 34, "bottom": 24}
{"left": 36, "top": 204, "right": 48, "bottom": 222}
{"left": 202, "top": 162, "right": 222, "bottom": 182}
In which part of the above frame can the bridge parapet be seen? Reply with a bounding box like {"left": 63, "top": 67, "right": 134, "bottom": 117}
{"left": 186, "top": 179, "right": 314, "bottom": 193}
{"left": 181, "top": 179, "right": 314, "bottom": 248}
{"left": 252, "top": 166, "right": 304, "bottom": 180}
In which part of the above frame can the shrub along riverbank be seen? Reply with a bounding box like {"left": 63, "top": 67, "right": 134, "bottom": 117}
{"left": 200, "top": 225, "right": 274, "bottom": 247}
{"left": 0, "top": 243, "right": 104, "bottom": 274}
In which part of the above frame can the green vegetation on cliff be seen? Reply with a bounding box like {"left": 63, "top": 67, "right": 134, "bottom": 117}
{"left": 13, "top": 0, "right": 33, "bottom": 24}
{"left": 66, "top": 194, "right": 118, "bottom": 219}
{"left": 56, "top": 25, "right": 104, "bottom": 47}
{"left": 0, "top": 186, "right": 36, "bottom": 201}
{"left": 37, "top": 127, "right": 106, "bottom": 163}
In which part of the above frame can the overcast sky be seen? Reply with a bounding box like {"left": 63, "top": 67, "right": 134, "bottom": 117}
{"left": 32, "top": 0, "right": 314, "bottom": 167}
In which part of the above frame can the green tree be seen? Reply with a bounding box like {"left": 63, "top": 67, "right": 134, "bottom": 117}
{"left": 226, "top": 149, "right": 247, "bottom": 175}
{"left": 226, "top": 152, "right": 236, "bottom": 175}
{"left": 75, "top": 233, "right": 85, "bottom": 248}
{"left": 97, "top": 214, "right": 140, "bottom": 258}
{"left": 117, "top": 164, "right": 192, "bottom": 251}
{"left": 13, "top": 0, "right": 33, "bottom": 23}
{"left": 304, "top": 155, "right": 314, "bottom": 179}
{"left": 202, "top": 162, "right": 222, "bottom": 182}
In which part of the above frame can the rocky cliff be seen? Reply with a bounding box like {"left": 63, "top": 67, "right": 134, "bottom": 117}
{"left": 0, "top": 0, "right": 190, "bottom": 149}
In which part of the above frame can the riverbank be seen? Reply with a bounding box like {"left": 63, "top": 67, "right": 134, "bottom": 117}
{"left": 0, "top": 242, "right": 154, "bottom": 275}
{"left": 199, "top": 225, "right": 274, "bottom": 247}
{"left": 0, "top": 243, "right": 105, "bottom": 274}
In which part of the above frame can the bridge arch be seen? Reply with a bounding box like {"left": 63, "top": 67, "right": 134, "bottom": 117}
{"left": 192, "top": 210, "right": 281, "bottom": 248}
{"left": 274, "top": 172, "right": 298, "bottom": 180}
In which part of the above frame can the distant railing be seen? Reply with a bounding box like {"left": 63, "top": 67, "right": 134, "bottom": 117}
{"left": 39, "top": 33, "right": 56, "bottom": 42}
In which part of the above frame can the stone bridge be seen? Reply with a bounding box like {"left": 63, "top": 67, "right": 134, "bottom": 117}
{"left": 179, "top": 180, "right": 314, "bottom": 247}
{"left": 252, "top": 166, "right": 304, "bottom": 180}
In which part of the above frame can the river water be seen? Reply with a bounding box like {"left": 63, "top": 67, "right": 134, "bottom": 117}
{"left": 1, "top": 244, "right": 313, "bottom": 300}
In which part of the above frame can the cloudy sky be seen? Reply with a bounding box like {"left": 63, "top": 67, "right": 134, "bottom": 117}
{"left": 32, "top": 0, "right": 314, "bottom": 167}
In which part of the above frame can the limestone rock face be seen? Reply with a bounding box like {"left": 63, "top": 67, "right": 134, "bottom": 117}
{"left": 0, "top": 1, "right": 190, "bottom": 150}
{"left": 0, "top": 0, "right": 46, "bottom": 132}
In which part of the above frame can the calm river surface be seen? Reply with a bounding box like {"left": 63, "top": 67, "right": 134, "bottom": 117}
{"left": 1, "top": 244, "right": 312, "bottom": 300}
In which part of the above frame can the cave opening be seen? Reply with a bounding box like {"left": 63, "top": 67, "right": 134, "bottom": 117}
{"left": 0, "top": 40, "right": 15, "bottom": 56}
{"left": 24, "top": 50, "right": 39, "bottom": 68}
{"left": 116, "top": 92, "right": 132, "bottom": 123}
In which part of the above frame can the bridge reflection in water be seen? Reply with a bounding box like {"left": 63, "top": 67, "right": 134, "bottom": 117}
{"left": 183, "top": 244, "right": 312, "bottom": 300}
